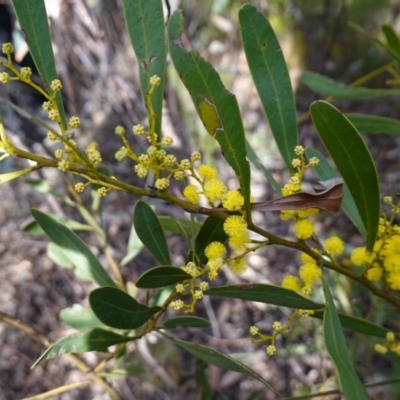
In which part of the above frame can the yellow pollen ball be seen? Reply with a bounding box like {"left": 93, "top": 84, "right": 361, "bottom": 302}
{"left": 294, "top": 219, "right": 314, "bottom": 240}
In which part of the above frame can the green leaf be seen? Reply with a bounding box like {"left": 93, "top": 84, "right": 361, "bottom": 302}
{"left": 168, "top": 11, "right": 251, "bottom": 214}
{"left": 33, "top": 329, "right": 130, "bottom": 367}
{"left": 322, "top": 278, "right": 370, "bottom": 399}
{"left": 205, "top": 284, "right": 324, "bottom": 310}
{"left": 246, "top": 140, "right": 281, "bottom": 193}
{"left": 239, "top": 4, "right": 297, "bottom": 172}
{"left": 26, "top": 179, "right": 53, "bottom": 194}
{"left": 136, "top": 266, "right": 192, "bottom": 288}
{"left": 158, "top": 216, "right": 202, "bottom": 236}
{"left": 24, "top": 214, "right": 93, "bottom": 235}
{"left": 31, "top": 209, "right": 116, "bottom": 287}
{"left": 60, "top": 304, "right": 108, "bottom": 330}
{"left": 302, "top": 71, "right": 400, "bottom": 99}
{"left": 382, "top": 24, "right": 400, "bottom": 54}
{"left": 310, "top": 101, "right": 380, "bottom": 251}
{"left": 312, "top": 310, "right": 389, "bottom": 338}
{"left": 133, "top": 201, "right": 171, "bottom": 265}
{"left": 99, "top": 365, "right": 143, "bottom": 379}
{"left": 47, "top": 243, "right": 73, "bottom": 269}
{"left": 89, "top": 287, "right": 160, "bottom": 329}
{"left": 121, "top": 0, "right": 166, "bottom": 136}
{"left": 11, "top": 0, "right": 67, "bottom": 129}
{"left": 188, "top": 215, "right": 228, "bottom": 265}
{"left": 305, "top": 147, "right": 366, "bottom": 237}
{"left": 346, "top": 114, "right": 400, "bottom": 135}
{"left": 162, "top": 333, "right": 280, "bottom": 394}
{"left": 0, "top": 166, "right": 39, "bottom": 184}
{"left": 120, "top": 219, "right": 144, "bottom": 267}
{"left": 196, "top": 359, "right": 213, "bottom": 400}
{"left": 162, "top": 316, "right": 211, "bottom": 329}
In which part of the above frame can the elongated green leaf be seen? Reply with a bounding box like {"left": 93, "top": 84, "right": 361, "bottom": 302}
{"left": 310, "top": 101, "right": 380, "bottom": 251}
{"left": 24, "top": 214, "right": 93, "bottom": 235}
{"left": 246, "top": 140, "right": 281, "bottom": 193}
{"left": 31, "top": 209, "right": 116, "bottom": 287}
{"left": 206, "top": 284, "right": 324, "bottom": 310}
{"left": 322, "top": 278, "right": 370, "bottom": 399}
{"left": 47, "top": 243, "right": 73, "bottom": 269}
{"left": 382, "top": 24, "right": 400, "bottom": 54}
{"left": 196, "top": 359, "right": 213, "bottom": 400}
{"left": 162, "top": 316, "right": 211, "bottom": 329}
{"left": 346, "top": 114, "right": 400, "bottom": 135}
{"left": 121, "top": 0, "right": 166, "bottom": 136}
{"left": 312, "top": 310, "right": 388, "bottom": 338}
{"left": 162, "top": 333, "right": 280, "bottom": 394}
{"left": 239, "top": 4, "right": 297, "bottom": 172}
{"left": 133, "top": 201, "right": 171, "bottom": 265}
{"left": 188, "top": 216, "right": 228, "bottom": 265}
{"left": 11, "top": 0, "right": 66, "bottom": 128}
{"left": 89, "top": 287, "right": 160, "bottom": 329}
{"left": 168, "top": 11, "right": 251, "bottom": 214}
{"left": 136, "top": 266, "right": 191, "bottom": 288}
{"left": 158, "top": 216, "right": 202, "bottom": 236}
{"left": 0, "top": 166, "right": 39, "bottom": 184}
{"left": 305, "top": 147, "right": 366, "bottom": 237}
{"left": 60, "top": 304, "right": 107, "bottom": 330}
{"left": 302, "top": 71, "right": 400, "bottom": 99}
{"left": 33, "top": 329, "right": 130, "bottom": 367}
{"left": 99, "top": 365, "right": 143, "bottom": 379}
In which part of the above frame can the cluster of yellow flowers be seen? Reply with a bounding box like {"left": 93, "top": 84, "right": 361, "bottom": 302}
{"left": 374, "top": 331, "right": 400, "bottom": 356}
{"left": 280, "top": 146, "right": 320, "bottom": 240}
{"left": 350, "top": 196, "right": 400, "bottom": 291}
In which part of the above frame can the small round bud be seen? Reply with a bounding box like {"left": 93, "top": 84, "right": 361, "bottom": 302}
{"left": 50, "top": 79, "right": 62, "bottom": 92}
{"left": 0, "top": 72, "right": 10, "bottom": 83}
{"left": 266, "top": 345, "right": 276, "bottom": 355}
{"left": 272, "top": 321, "right": 282, "bottom": 331}
{"left": 98, "top": 187, "right": 108, "bottom": 197}
{"left": 42, "top": 101, "right": 53, "bottom": 111}
{"left": 55, "top": 149, "right": 64, "bottom": 159}
{"left": 134, "top": 164, "right": 148, "bottom": 178}
{"left": 47, "top": 131, "right": 57, "bottom": 141}
{"left": 115, "top": 146, "right": 128, "bottom": 161}
{"left": 292, "top": 158, "right": 301, "bottom": 168}
{"left": 309, "top": 157, "right": 319, "bottom": 166}
{"left": 294, "top": 145, "right": 304, "bottom": 156}
{"left": 48, "top": 109, "right": 60, "bottom": 121}
{"left": 74, "top": 182, "right": 85, "bottom": 193}
{"left": 180, "top": 159, "right": 191, "bottom": 169}
{"left": 155, "top": 178, "right": 170, "bottom": 190}
{"left": 170, "top": 300, "right": 184, "bottom": 310}
{"left": 249, "top": 326, "right": 259, "bottom": 335}
{"left": 20, "top": 67, "right": 32, "bottom": 80}
{"left": 164, "top": 154, "right": 177, "bottom": 166}
{"left": 161, "top": 136, "right": 173, "bottom": 146}
{"left": 175, "top": 283, "right": 185, "bottom": 293}
{"left": 174, "top": 171, "right": 184, "bottom": 180}
{"left": 2, "top": 43, "right": 13, "bottom": 55}
{"left": 57, "top": 159, "right": 69, "bottom": 172}
{"left": 199, "top": 281, "right": 209, "bottom": 291}
{"left": 133, "top": 124, "right": 145, "bottom": 136}
{"left": 68, "top": 116, "right": 80, "bottom": 128}
{"left": 191, "top": 151, "right": 201, "bottom": 162}
{"left": 114, "top": 125, "right": 125, "bottom": 136}
{"left": 149, "top": 75, "right": 161, "bottom": 86}
{"left": 384, "top": 196, "right": 393, "bottom": 204}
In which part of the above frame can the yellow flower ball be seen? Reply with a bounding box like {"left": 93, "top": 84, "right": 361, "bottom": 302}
{"left": 350, "top": 247, "right": 370, "bottom": 266}
{"left": 294, "top": 219, "right": 314, "bottom": 240}
{"left": 203, "top": 178, "right": 227, "bottom": 203}
{"left": 366, "top": 266, "right": 383, "bottom": 281}
{"left": 198, "top": 164, "right": 217, "bottom": 180}
{"left": 281, "top": 275, "right": 301, "bottom": 292}
{"left": 183, "top": 184, "right": 200, "bottom": 204}
{"left": 222, "top": 190, "right": 245, "bottom": 211}
{"left": 324, "top": 236, "right": 345, "bottom": 256}
{"left": 228, "top": 258, "right": 247, "bottom": 275}
{"left": 299, "top": 263, "right": 322, "bottom": 285}
{"left": 223, "top": 216, "right": 247, "bottom": 237}
{"left": 204, "top": 241, "right": 226, "bottom": 260}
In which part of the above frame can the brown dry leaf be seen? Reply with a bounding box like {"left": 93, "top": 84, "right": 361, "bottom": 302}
{"left": 250, "top": 178, "right": 344, "bottom": 215}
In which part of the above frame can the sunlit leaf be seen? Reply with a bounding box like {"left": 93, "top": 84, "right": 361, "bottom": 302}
{"left": 158, "top": 216, "right": 202, "bottom": 236}
{"left": 47, "top": 243, "right": 73, "bottom": 269}
{"left": 60, "top": 304, "right": 107, "bottom": 330}
{"left": 0, "top": 166, "right": 39, "bottom": 184}
{"left": 31, "top": 209, "right": 116, "bottom": 287}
